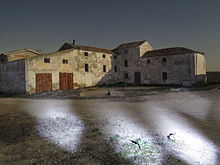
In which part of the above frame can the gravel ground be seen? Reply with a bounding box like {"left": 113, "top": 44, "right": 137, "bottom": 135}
{"left": 0, "top": 86, "right": 220, "bottom": 165}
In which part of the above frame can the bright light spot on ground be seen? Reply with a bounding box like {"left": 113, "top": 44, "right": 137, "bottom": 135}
{"left": 144, "top": 105, "right": 218, "bottom": 165}
{"left": 26, "top": 101, "right": 85, "bottom": 152}
{"left": 96, "top": 104, "right": 163, "bottom": 165}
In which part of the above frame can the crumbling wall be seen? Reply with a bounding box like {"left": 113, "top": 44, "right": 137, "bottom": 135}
{"left": 141, "top": 54, "right": 195, "bottom": 85}
{"left": 112, "top": 47, "right": 142, "bottom": 84}
{"left": 26, "top": 49, "right": 114, "bottom": 93}
{"left": 0, "top": 60, "right": 26, "bottom": 94}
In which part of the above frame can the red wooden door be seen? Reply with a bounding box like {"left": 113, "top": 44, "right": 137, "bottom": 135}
{"left": 36, "top": 73, "right": 52, "bottom": 92}
{"left": 59, "top": 73, "right": 73, "bottom": 90}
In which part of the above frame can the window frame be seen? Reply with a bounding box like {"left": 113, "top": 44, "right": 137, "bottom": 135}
{"left": 124, "top": 60, "right": 128, "bottom": 67}
{"left": 85, "top": 64, "right": 89, "bottom": 72}
{"left": 62, "top": 59, "right": 68, "bottom": 64}
{"left": 103, "top": 65, "right": 106, "bottom": 72}
{"left": 84, "top": 52, "right": 89, "bottom": 56}
{"left": 44, "top": 58, "right": 50, "bottom": 63}
{"left": 114, "top": 65, "right": 117, "bottom": 73}
{"left": 162, "top": 58, "right": 167, "bottom": 63}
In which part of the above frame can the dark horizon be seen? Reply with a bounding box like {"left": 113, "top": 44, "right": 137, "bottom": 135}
{"left": 0, "top": 0, "right": 219, "bottom": 71}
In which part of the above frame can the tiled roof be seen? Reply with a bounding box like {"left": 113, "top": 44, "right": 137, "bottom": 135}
{"left": 113, "top": 40, "right": 146, "bottom": 50}
{"left": 58, "top": 43, "right": 114, "bottom": 54}
{"left": 142, "top": 47, "right": 205, "bottom": 57}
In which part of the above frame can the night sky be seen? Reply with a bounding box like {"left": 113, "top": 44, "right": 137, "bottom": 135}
{"left": 0, "top": 0, "right": 219, "bottom": 71}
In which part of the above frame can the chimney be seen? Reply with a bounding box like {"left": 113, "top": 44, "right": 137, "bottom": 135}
{"left": 73, "top": 39, "right": 75, "bottom": 45}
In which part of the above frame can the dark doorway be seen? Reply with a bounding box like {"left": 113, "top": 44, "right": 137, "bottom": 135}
{"left": 59, "top": 73, "right": 74, "bottom": 90}
{"left": 162, "top": 72, "right": 167, "bottom": 81}
{"left": 36, "top": 73, "right": 52, "bottom": 93}
{"left": 134, "top": 72, "right": 141, "bottom": 84}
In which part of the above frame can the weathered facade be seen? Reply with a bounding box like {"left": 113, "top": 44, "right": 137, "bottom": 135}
{"left": 0, "top": 40, "right": 207, "bottom": 94}
{"left": 112, "top": 42, "right": 206, "bottom": 86}
{"left": 25, "top": 44, "right": 114, "bottom": 93}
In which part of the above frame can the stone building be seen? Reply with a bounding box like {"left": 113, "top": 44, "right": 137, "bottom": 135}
{"left": 112, "top": 42, "right": 206, "bottom": 86}
{"left": 0, "top": 40, "right": 207, "bottom": 94}
{"left": 0, "top": 43, "right": 114, "bottom": 94}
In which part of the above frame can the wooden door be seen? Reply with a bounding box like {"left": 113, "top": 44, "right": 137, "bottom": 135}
{"left": 134, "top": 72, "right": 141, "bottom": 84}
{"left": 59, "top": 73, "right": 73, "bottom": 90}
{"left": 36, "top": 73, "right": 52, "bottom": 93}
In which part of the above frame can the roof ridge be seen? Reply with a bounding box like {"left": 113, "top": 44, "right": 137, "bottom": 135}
{"left": 142, "top": 47, "right": 205, "bottom": 57}
{"left": 3, "top": 48, "right": 40, "bottom": 55}
{"left": 68, "top": 43, "right": 112, "bottom": 51}
{"left": 114, "top": 40, "right": 147, "bottom": 50}
{"left": 58, "top": 43, "right": 114, "bottom": 54}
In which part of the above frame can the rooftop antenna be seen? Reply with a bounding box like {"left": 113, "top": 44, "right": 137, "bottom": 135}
{"left": 73, "top": 39, "right": 76, "bottom": 45}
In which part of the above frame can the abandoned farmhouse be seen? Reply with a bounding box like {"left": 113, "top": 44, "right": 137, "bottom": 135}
{"left": 0, "top": 40, "right": 207, "bottom": 94}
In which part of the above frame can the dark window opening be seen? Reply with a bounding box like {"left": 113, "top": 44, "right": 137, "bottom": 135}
{"left": 124, "top": 60, "right": 128, "bottom": 67}
{"left": 85, "top": 64, "right": 89, "bottom": 72}
{"left": 103, "top": 65, "right": 106, "bottom": 72}
{"left": 102, "top": 54, "right": 106, "bottom": 58}
{"left": 114, "top": 66, "right": 117, "bottom": 73}
{"left": 63, "top": 59, "right": 68, "bottom": 64}
{"left": 44, "top": 58, "right": 50, "bottom": 63}
{"left": 162, "top": 72, "right": 167, "bottom": 81}
{"left": 114, "top": 56, "right": 117, "bottom": 59}
{"left": 147, "top": 59, "right": 150, "bottom": 64}
{"left": 124, "top": 73, "right": 128, "bottom": 79}
{"left": 162, "top": 58, "right": 167, "bottom": 63}
{"left": 124, "top": 49, "right": 128, "bottom": 54}
{"left": 84, "top": 52, "right": 89, "bottom": 56}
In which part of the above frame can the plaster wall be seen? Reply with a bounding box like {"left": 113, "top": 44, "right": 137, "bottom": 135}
{"left": 26, "top": 49, "right": 114, "bottom": 93}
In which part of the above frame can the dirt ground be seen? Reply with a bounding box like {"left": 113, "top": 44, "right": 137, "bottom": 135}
{"left": 0, "top": 86, "right": 220, "bottom": 165}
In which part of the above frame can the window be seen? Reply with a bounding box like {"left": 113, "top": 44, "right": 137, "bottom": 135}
{"left": 85, "top": 64, "right": 89, "bottom": 72}
{"left": 124, "top": 73, "right": 128, "bottom": 79}
{"left": 162, "top": 72, "right": 167, "bottom": 81}
{"left": 124, "top": 60, "right": 128, "bottom": 67}
{"left": 103, "top": 65, "right": 106, "bottom": 72}
{"left": 102, "top": 54, "right": 106, "bottom": 58}
{"left": 114, "top": 66, "right": 117, "bottom": 73}
{"left": 63, "top": 59, "right": 68, "bottom": 64}
{"left": 114, "top": 56, "right": 117, "bottom": 60}
{"left": 84, "top": 52, "right": 89, "bottom": 56}
{"left": 147, "top": 59, "right": 150, "bottom": 64}
{"left": 44, "top": 58, "right": 50, "bottom": 63}
{"left": 162, "top": 58, "right": 167, "bottom": 63}
{"left": 124, "top": 49, "right": 128, "bottom": 54}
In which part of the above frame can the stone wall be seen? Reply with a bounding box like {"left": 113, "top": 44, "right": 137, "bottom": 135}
{"left": 141, "top": 54, "right": 195, "bottom": 85}
{"left": 113, "top": 46, "right": 206, "bottom": 86}
{"left": 0, "top": 60, "right": 26, "bottom": 94}
{"left": 112, "top": 42, "right": 153, "bottom": 84}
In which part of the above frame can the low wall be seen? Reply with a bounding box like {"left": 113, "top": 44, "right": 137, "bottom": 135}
{"left": 207, "top": 72, "right": 220, "bottom": 84}
{"left": 0, "top": 60, "right": 26, "bottom": 94}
